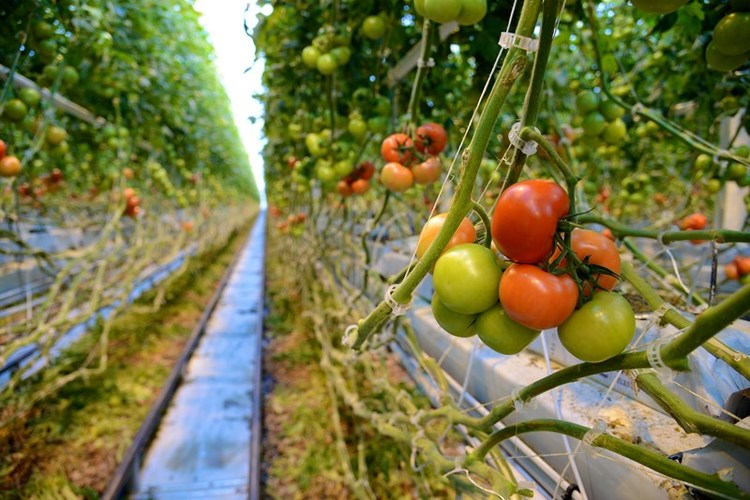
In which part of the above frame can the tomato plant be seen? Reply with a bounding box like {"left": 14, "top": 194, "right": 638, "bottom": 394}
{"left": 380, "top": 162, "right": 413, "bottom": 192}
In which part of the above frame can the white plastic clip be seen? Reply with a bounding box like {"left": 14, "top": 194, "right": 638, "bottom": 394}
{"left": 581, "top": 419, "right": 607, "bottom": 451}
{"left": 511, "top": 388, "right": 527, "bottom": 412}
{"left": 342, "top": 324, "right": 358, "bottom": 347}
{"left": 385, "top": 284, "right": 413, "bottom": 316}
{"left": 647, "top": 340, "right": 675, "bottom": 383}
{"left": 499, "top": 32, "right": 539, "bottom": 52}
{"left": 417, "top": 57, "right": 435, "bottom": 68}
{"left": 508, "top": 121, "right": 539, "bottom": 156}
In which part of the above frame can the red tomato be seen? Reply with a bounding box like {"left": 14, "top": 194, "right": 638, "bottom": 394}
{"left": 735, "top": 256, "right": 750, "bottom": 276}
{"left": 602, "top": 228, "right": 615, "bottom": 241}
{"left": 416, "top": 213, "right": 476, "bottom": 259}
{"left": 412, "top": 156, "right": 442, "bottom": 185}
{"left": 0, "top": 139, "right": 6, "bottom": 159}
{"left": 414, "top": 122, "right": 447, "bottom": 155}
{"left": 351, "top": 178, "right": 369, "bottom": 194}
{"left": 570, "top": 229, "right": 621, "bottom": 292}
{"left": 491, "top": 180, "right": 569, "bottom": 263}
{"left": 358, "top": 161, "right": 375, "bottom": 180}
{"left": 336, "top": 180, "right": 352, "bottom": 197}
{"left": 679, "top": 212, "right": 708, "bottom": 231}
{"left": 725, "top": 262, "right": 740, "bottom": 281}
{"left": 380, "top": 162, "right": 413, "bottom": 192}
{"left": 499, "top": 264, "right": 579, "bottom": 330}
{"left": 381, "top": 133, "right": 414, "bottom": 165}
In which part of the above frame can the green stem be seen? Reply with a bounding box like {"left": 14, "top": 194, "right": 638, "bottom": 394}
{"left": 471, "top": 200, "right": 492, "bottom": 248}
{"left": 360, "top": 190, "right": 391, "bottom": 294}
{"left": 469, "top": 419, "right": 750, "bottom": 499}
{"left": 636, "top": 372, "right": 750, "bottom": 449}
{"left": 349, "top": 0, "right": 542, "bottom": 349}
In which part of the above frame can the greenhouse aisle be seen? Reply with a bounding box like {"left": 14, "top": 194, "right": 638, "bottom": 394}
{"left": 131, "top": 212, "right": 266, "bottom": 499}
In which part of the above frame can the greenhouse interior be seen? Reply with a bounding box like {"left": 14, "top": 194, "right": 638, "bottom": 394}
{"left": 1, "top": 0, "right": 750, "bottom": 498}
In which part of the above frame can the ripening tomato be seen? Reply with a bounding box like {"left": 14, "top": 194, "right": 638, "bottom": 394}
{"left": 491, "top": 180, "right": 569, "bottom": 263}
{"left": 558, "top": 291, "right": 635, "bottom": 363}
{"left": 380, "top": 162, "right": 413, "bottom": 192}
{"left": 0, "top": 156, "right": 22, "bottom": 177}
{"left": 431, "top": 291, "right": 476, "bottom": 338}
{"left": 735, "top": 255, "right": 750, "bottom": 275}
{"left": 336, "top": 180, "right": 352, "bottom": 197}
{"left": 499, "top": 264, "right": 579, "bottom": 330}
{"left": 475, "top": 302, "right": 540, "bottom": 355}
{"left": 433, "top": 244, "right": 501, "bottom": 314}
{"left": 570, "top": 229, "right": 621, "bottom": 292}
{"left": 679, "top": 212, "right": 708, "bottom": 231}
{"left": 0, "top": 139, "right": 6, "bottom": 159}
{"left": 602, "top": 228, "right": 615, "bottom": 241}
{"left": 358, "top": 161, "right": 375, "bottom": 180}
{"left": 416, "top": 213, "right": 476, "bottom": 259}
{"left": 414, "top": 122, "right": 447, "bottom": 155}
{"left": 412, "top": 156, "right": 442, "bottom": 185}
{"left": 351, "top": 178, "right": 369, "bottom": 194}
{"left": 381, "top": 133, "right": 414, "bottom": 164}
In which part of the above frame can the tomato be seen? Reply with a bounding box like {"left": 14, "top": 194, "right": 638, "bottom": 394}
{"left": 599, "top": 100, "right": 624, "bottom": 121}
{"left": 694, "top": 154, "right": 713, "bottom": 171}
{"left": 475, "top": 303, "right": 540, "bottom": 355}
{"left": 336, "top": 180, "right": 352, "bottom": 197}
{"left": 558, "top": 292, "right": 635, "bottom": 363}
{"left": 726, "top": 262, "right": 740, "bottom": 281}
{"left": 602, "top": 228, "right": 615, "bottom": 241}
{"left": 3, "top": 99, "right": 27, "bottom": 121}
{"left": 424, "top": 0, "right": 462, "bottom": 23}
{"left": 62, "top": 67, "right": 79, "bottom": 87}
{"left": 380, "top": 162, "right": 413, "bottom": 192}
{"left": 330, "top": 46, "right": 351, "bottom": 66}
{"left": 431, "top": 292, "right": 476, "bottom": 338}
{"left": 414, "top": 122, "right": 447, "bottom": 155}
{"left": 381, "top": 133, "right": 414, "bottom": 164}
{"left": 412, "top": 156, "right": 442, "bottom": 185}
{"left": 713, "top": 13, "right": 750, "bottom": 56}
{"left": 491, "top": 180, "right": 569, "bottom": 263}
{"left": 679, "top": 212, "right": 708, "bottom": 231}
{"left": 706, "top": 178, "right": 723, "bottom": 193}
{"left": 348, "top": 117, "right": 367, "bottom": 140}
{"left": 367, "top": 117, "right": 388, "bottom": 134}
{"left": 433, "top": 244, "right": 501, "bottom": 314}
{"left": 351, "top": 178, "right": 369, "bottom": 194}
{"left": 630, "top": 0, "right": 687, "bottom": 14}
{"left": 362, "top": 15, "right": 386, "bottom": 39}
{"left": 706, "top": 42, "right": 748, "bottom": 72}
{"left": 576, "top": 91, "right": 599, "bottom": 113}
{"left": 569, "top": 229, "right": 621, "bottom": 292}
{"left": 416, "top": 213, "right": 476, "bottom": 259}
{"left": 0, "top": 156, "right": 21, "bottom": 177}
{"left": 334, "top": 159, "right": 354, "bottom": 177}
{"left": 45, "top": 126, "right": 67, "bottom": 146}
{"left": 0, "top": 139, "right": 6, "bottom": 159}
{"left": 32, "top": 20, "right": 55, "bottom": 39}
{"left": 735, "top": 255, "right": 750, "bottom": 275}
{"left": 582, "top": 112, "right": 606, "bottom": 136}
{"left": 301, "top": 46, "right": 321, "bottom": 68}
{"left": 601, "top": 118, "right": 627, "bottom": 145}
{"left": 18, "top": 88, "right": 41, "bottom": 108}
{"left": 123, "top": 188, "right": 137, "bottom": 200}
{"left": 499, "top": 264, "right": 579, "bottom": 330}
{"left": 727, "top": 163, "right": 746, "bottom": 181}
{"left": 358, "top": 161, "right": 375, "bottom": 180}
{"left": 50, "top": 168, "right": 63, "bottom": 183}
{"left": 414, "top": 0, "right": 427, "bottom": 15}
{"left": 456, "top": 0, "right": 487, "bottom": 25}
{"left": 316, "top": 54, "right": 338, "bottom": 75}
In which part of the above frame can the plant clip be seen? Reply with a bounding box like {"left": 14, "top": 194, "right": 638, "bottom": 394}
{"left": 581, "top": 419, "right": 607, "bottom": 452}
{"left": 646, "top": 339, "right": 675, "bottom": 383}
{"left": 498, "top": 32, "right": 539, "bottom": 52}
{"left": 510, "top": 387, "right": 527, "bottom": 412}
{"left": 508, "top": 121, "right": 539, "bottom": 156}
{"left": 385, "top": 284, "right": 413, "bottom": 316}
{"left": 417, "top": 57, "right": 435, "bottom": 68}
{"left": 342, "top": 324, "right": 358, "bottom": 347}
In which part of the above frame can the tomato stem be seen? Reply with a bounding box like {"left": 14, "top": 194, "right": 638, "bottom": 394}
{"left": 470, "top": 200, "right": 492, "bottom": 249}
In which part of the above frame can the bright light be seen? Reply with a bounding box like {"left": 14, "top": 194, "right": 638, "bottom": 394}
{"left": 194, "top": 0, "right": 267, "bottom": 205}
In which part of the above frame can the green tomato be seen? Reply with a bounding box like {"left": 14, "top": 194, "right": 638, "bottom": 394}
{"left": 706, "top": 178, "right": 723, "bottom": 194}
{"left": 330, "top": 46, "right": 351, "bottom": 66}
{"left": 367, "top": 116, "right": 388, "bottom": 134}
{"left": 32, "top": 20, "right": 55, "bottom": 39}
{"left": 301, "top": 45, "right": 321, "bottom": 68}
{"left": 348, "top": 118, "right": 368, "bottom": 140}
{"left": 62, "top": 66, "right": 79, "bottom": 87}
{"left": 601, "top": 118, "right": 627, "bottom": 145}
{"left": 433, "top": 243, "right": 501, "bottom": 315}
{"left": 733, "top": 145, "right": 750, "bottom": 158}
{"left": 424, "top": 0, "right": 462, "bottom": 23}
{"left": 713, "top": 13, "right": 750, "bottom": 56}
{"left": 3, "top": 99, "right": 27, "bottom": 121}
{"left": 476, "top": 303, "right": 540, "bottom": 355}
{"left": 582, "top": 112, "right": 607, "bottom": 136}
{"left": 334, "top": 159, "right": 353, "bottom": 177}
{"left": 316, "top": 54, "right": 338, "bottom": 75}
{"left": 431, "top": 292, "right": 477, "bottom": 338}
{"left": 414, "top": 0, "right": 427, "bottom": 16}
{"left": 705, "top": 42, "right": 749, "bottom": 72}
{"left": 45, "top": 125, "right": 67, "bottom": 146}
{"left": 316, "top": 164, "right": 336, "bottom": 183}
{"left": 558, "top": 292, "right": 635, "bottom": 363}
{"left": 694, "top": 154, "right": 713, "bottom": 172}
{"left": 630, "top": 0, "right": 687, "bottom": 14}
{"left": 18, "top": 87, "right": 41, "bottom": 108}
{"left": 599, "top": 100, "right": 625, "bottom": 121}
{"left": 576, "top": 91, "right": 599, "bottom": 113}
{"left": 727, "top": 163, "right": 747, "bottom": 181}
{"left": 362, "top": 15, "right": 386, "bottom": 39}
{"left": 456, "top": 0, "right": 487, "bottom": 25}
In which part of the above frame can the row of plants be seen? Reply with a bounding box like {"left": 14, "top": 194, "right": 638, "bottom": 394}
{"left": 254, "top": 0, "right": 749, "bottom": 497}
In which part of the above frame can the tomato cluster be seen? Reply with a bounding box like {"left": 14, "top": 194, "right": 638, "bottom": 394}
{"left": 572, "top": 91, "right": 628, "bottom": 152}
{"left": 336, "top": 161, "right": 375, "bottom": 197}
{"left": 301, "top": 25, "right": 353, "bottom": 76}
{"left": 725, "top": 255, "right": 750, "bottom": 284}
{"left": 706, "top": 11, "right": 750, "bottom": 72}
{"left": 415, "top": 0, "right": 488, "bottom": 26}
{"left": 122, "top": 188, "right": 142, "bottom": 218}
{"left": 379, "top": 123, "right": 447, "bottom": 192}
{"left": 0, "top": 139, "right": 22, "bottom": 178}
